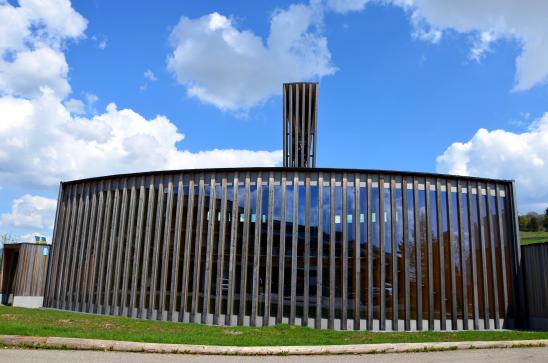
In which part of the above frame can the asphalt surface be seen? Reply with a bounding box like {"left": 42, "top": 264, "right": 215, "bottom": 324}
{"left": 1, "top": 347, "right": 548, "bottom": 362}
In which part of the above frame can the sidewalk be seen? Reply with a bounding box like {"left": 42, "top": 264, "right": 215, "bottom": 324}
{"left": 2, "top": 335, "right": 548, "bottom": 355}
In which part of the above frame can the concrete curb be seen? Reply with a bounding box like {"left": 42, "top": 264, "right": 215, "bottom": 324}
{"left": 1, "top": 335, "right": 548, "bottom": 355}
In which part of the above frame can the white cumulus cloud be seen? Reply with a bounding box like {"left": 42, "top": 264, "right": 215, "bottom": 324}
{"left": 326, "top": 0, "right": 369, "bottom": 14}
{"left": 0, "top": 0, "right": 281, "bottom": 191}
{"left": 1, "top": 194, "right": 57, "bottom": 230}
{"left": 0, "top": 47, "right": 70, "bottom": 98}
{"left": 0, "top": 90, "right": 281, "bottom": 189}
{"left": 167, "top": 5, "right": 336, "bottom": 111}
{"left": 436, "top": 114, "right": 548, "bottom": 212}
{"left": 389, "top": 0, "right": 548, "bottom": 91}
{"left": 0, "top": 0, "right": 86, "bottom": 98}
{"left": 144, "top": 69, "right": 157, "bottom": 81}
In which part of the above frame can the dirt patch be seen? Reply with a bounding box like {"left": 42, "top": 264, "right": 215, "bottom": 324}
{"left": 1, "top": 314, "right": 17, "bottom": 321}
{"left": 223, "top": 330, "right": 243, "bottom": 336}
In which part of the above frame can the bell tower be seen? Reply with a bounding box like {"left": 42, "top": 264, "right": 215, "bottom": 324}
{"left": 283, "top": 82, "right": 318, "bottom": 168}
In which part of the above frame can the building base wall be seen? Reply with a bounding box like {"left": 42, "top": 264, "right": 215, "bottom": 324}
{"left": 44, "top": 304, "right": 513, "bottom": 332}
{"left": 528, "top": 318, "right": 548, "bottom": 331}
{"left": 12, "top": 296, "right": 44, "bottom": 308}
{"left": 0, "top": 293, "right": 11, "bottom": 305}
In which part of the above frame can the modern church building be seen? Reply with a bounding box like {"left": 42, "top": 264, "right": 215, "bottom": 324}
{"left": 44, "top": 83, "right": 522, "bottom": 331}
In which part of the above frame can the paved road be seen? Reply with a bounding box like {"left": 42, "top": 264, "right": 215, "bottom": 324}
{"left": 1, "top": 348, "right": 548, "bottom": 362}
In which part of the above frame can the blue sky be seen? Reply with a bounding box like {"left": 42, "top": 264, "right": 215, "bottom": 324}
{"left": 1, "top": 0, "right": 547, "bottom": 242}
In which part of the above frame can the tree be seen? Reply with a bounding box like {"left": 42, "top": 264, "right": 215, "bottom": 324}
{"left": 545, "top": 207, "right": 548, "bottom": 218}
{"left": 528, "top": 217, "right": 539, "bottom": 232}
{"left": 519, "top": 215, "right": 530, "bottom": 231}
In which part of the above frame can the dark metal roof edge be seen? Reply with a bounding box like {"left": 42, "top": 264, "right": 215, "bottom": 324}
{"left": 59, "top": 167, "right": 514, "bottom": 186}
{"left": 2, "top": 242, "right": 50, "bottom": 247}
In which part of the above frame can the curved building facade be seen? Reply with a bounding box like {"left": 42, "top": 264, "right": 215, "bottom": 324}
{"left": 44, "top": 167, "right": 521, "bottom": 331}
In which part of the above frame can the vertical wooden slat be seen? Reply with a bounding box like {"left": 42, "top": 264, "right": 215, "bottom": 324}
{"left": 59, "top": 183, "right": 78, "bottom": 308}
{"left": 366, "top": 175, "right": 373, "bottom": 330}
{"left": 476, "top": 181, "right": 489, "bottom": 328}
{"left": 312, "top": 84, "right": 318, "bottom": 167}
{"left": 457, "top": 180, "right": 468, "bottom": 329}
{"left": 67, "top": 182, "right": 85, "bottom": 310}
{"left": 24, "top": 246, "right": 35, "bottom": 297}
{"left": 121, "top": 178, "right": 137, "bottom": 316}
{"left": 390, "top": 177, "right": 398, "bottom": 330}
{"left": 139, "top": 176, "right": 156, "bottom": 318}
{"left": 509, "top": 181, "right": 526, "bottom": 328}
{"left": 238, "top": 173, "right": 251, "bottom": 325}
{"left": 283, "top": 84, "right": 287, "bottom": 167}
{"left": 49, "top": 184, "right": 69, "bottom": 307}
{"left": 96, "top": 180, "right": 113, "bottom": 313}
{"left": 202, "top": 175, "right": 217, "bottom": 324}
{"left": 288, "top": 86, "right": 292, "bottom": 166}
{"left": 104, "top": 179, "right": 122, "bottom": 314}
{"left": 214, "top": 176, "right": 228, "bottom": 325}
{"left": 191, "top": 175, "right": 205, "bottom": 323}
{"left": 148, "top": 178, "right": 165, "bottom": 319}
{"left": 495, "top": 184, "right": 509, "bottom": 317}
{"left": 290, "top": 173, "right": 299, "bottom": 325}
{"left": 89, "top": 181, "right": 106, "bottom": 312}
{"left": 354, "top": 175, "right": 361, "bottom": 330}
{"left": 315, "top": 173, "right": 324, "bottom": 329}
{"left": 436, "top": 179, "right": 446, "bottom": 330}
{"left": 44, "top": 183, "right": 64, "bottom": 307}
{"left": 413, "top": 177, "right": 422, "bottom": 330}
{"left": 129, "top": 177, "right": 146, "bottom": 317}
{"left": 112, "top": 178, "right": 129, "bottom": 315}
{"left": 486, "top": 184, "right": 500, "bottom": 328}
{"left": 467, "top": 181, "right": 480, "bottom": 330}
{"left": 65, "top": 183, "right": 84, "bottom": 310}
{"left": 276, "top": 173, "right": 287, "bottom": 324}
{"left": 181, "top": 177, "right": 196, "bottom": 322}
{"left": 379, "top": 176, "right": 386, "bottom": 330}
{"left": 263, "top": 173, "right": 275, "bottom": 326}
{"left": 250, "top": 174, "right": 263, "bottom": 326}
{"left": 301, "top": 83, "right": 305, "bottom": 166}
{"left": 81, "top": 183, "right": 98, "bottom": 311}
{"left": 307, "top": 83, "right": 313, "bottom": 166}
{"left": 341, "top": 174, "right": 348, "bottom": 330}
{"left": 225, "top": 174, "right": 238, "bottom": 325}
{"left": 303, "top": 174, "right": 311, "bottom": 326}
{"left": 446, "top": 180, "right": 457, "bottom": 330}
{"left": 329, "top": 174, "right": 336, "bottom": 329}
{"left": 169, "top": 175, "right": 185, "bottom": 321}
{"left": 295, "top": 85, "right": 299, "bottom": 167}
{"left": 74, "top": 183, "right": 92, "bottom": 311}
{"left": 159, "top": 176, "right": 175, "bottom": 320}
{"left": 425, "top": 179, "right": 434, "bottom": 330}
{"left": 402, "top": 178, "right": 410, "bottom": 330}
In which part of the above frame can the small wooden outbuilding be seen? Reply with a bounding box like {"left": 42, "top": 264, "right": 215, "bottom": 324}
{"left": 0, "top": 243, "right": 50, "bottom": 308}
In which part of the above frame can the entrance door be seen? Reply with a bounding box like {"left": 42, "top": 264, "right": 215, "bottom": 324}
{"left": 1, "top": 249, "right": 19, "bottom": 305}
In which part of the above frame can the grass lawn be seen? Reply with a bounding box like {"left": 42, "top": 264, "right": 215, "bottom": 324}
{"left": 1, "top": 305, "right": 548, "bottom": 346}
{"left": 520, "top": 231, "right": 548, "bottom": 245}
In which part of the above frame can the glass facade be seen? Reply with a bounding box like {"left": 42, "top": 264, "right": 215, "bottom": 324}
{"left": 44, "top": 169, "right": 519, "bottom": 331}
